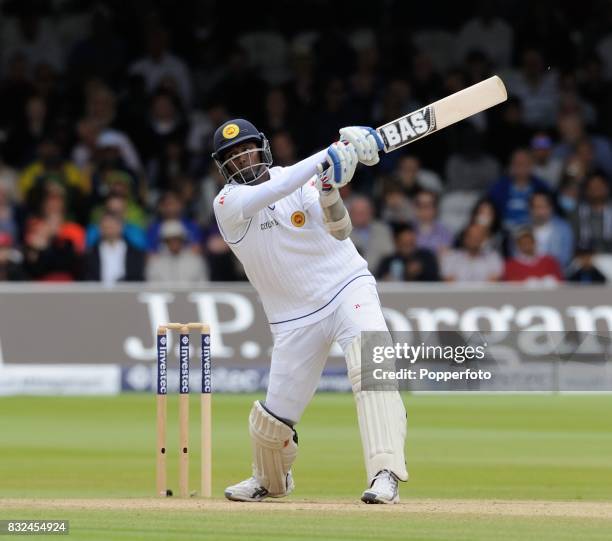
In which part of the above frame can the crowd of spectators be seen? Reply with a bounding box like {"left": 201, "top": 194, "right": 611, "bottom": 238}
{"left": 1, "top": 0, "right": 612, "bottom": 285}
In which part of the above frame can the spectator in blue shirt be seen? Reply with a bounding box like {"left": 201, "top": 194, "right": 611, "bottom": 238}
{"left": 554, "top": 113, "right": 612, "bottom": 178}
{"left": 146, "top": 190, "right": 201, "bottom": 252}
{"left": 528, "top": 191, "right": 574, "bottom": 268}
{"left": 86, "top": 194, "right": 147, "bottom": 250}
{"left": 488, "top": 148, "right": 550, "bottom": 227}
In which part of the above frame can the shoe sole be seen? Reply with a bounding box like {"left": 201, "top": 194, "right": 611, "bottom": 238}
{"left": 225, "top": 491, "right": 265, "bottom": 502}
{"left": 225, "top": 490, "right": 293, "bottom": 502}
{"left": 225, "top": 475, "right": 294, "bottom": 502}
{"left": 361, "top": 491, "right": 399, "bottom": 504}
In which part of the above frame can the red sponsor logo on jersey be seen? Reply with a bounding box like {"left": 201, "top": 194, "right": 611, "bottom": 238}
{"left": 354, "top": 304, "right": 361, "bottom": 309}
{"left": 219, "top": 196, "right": 225, "bottom": 205}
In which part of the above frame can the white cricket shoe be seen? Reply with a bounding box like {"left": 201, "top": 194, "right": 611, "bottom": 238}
{"left": 224, "top": 471, "right": 294, "bottom": 502}
{"left": 361, "top": 470, "right": 400, "bottom": 504}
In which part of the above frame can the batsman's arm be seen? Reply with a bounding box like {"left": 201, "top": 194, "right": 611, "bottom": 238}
{"left": 240, "top": 149, "right": 327, "bottom": 218}
{"left": 319, "top": 188, "right": 352, "bottom": 241}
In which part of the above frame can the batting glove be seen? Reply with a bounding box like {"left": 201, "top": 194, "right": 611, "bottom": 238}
{"left": 317, "top": 141, "right": 358, "bottom": 189}
{"left": 339, "top": 126, "right": 384, "bottom": 166}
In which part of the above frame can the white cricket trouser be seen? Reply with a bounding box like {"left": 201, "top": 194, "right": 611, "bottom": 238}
{"left": 265, "top": 282, "right": 387, "bottom": 422}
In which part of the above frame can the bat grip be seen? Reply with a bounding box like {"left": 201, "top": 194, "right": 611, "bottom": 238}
{"left": 318, "top": 140, "right": 350, "bottom": 173}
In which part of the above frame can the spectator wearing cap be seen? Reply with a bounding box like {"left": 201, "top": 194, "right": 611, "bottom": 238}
{"left": 89, "top": 169, "right": 146, "bottom": 228}
{"left": 349, "top": 196, "right": 394, "bottom": 273}
{"left": 145, "top": 220, "right": 208, "bottom": 284}
{"left": 146, "top": 191, "right": 201, "bottom": 252}
{"left": 85, "top": 86, "right": 142, "bottom": 167}
{"left": 487, "top": 148, "right": 551, "bottom": 228}
{"left": 529, "top": 191, "right": 574, "bottom": 268}
{"left": 504, "top": 226, "right": 563, "bottom": 283}
{"left": 85, "top": 212, "right": 145, "bottom": 284}
{"left": 566, "top": 243, "right": 607, "bottom": 284}
{"left": 377, "top": 224, "right": 439, "bottom": 282}
{"left": 413, "top": 190, "right": 452, "bottom": 254}
{"left": 571, "top": 173, "right": 612, "bottom": 253}
{"left": 0, "top": 232, "right": 24, "bottom": 281}
{"left": 95, "top": 130, "right": 143, "bottom": 176}
{"left": 530, "top": 133, "right": 563, "bottom": 188}
{"left": 441, "top": 224, "right": 503, "bottom": 282}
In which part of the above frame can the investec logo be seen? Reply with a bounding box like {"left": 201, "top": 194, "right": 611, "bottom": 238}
{"left": 379, "top": 106, "right": 436, "bottom": 151}
{"left": 179, "top": 335, "right": 189, "bottom": 393}
{"left": 158, "top": 335, "right": 167, "bottom": 394}
{"left": 202, "top": 334, "right": 212, "bottom": 393}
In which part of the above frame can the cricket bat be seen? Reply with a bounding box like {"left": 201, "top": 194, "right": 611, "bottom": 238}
{"left": 376, "top": 75, "right": 507, "bottom": 152}
{"left": 318, "top": 76, "right": 506, "bottom": 174}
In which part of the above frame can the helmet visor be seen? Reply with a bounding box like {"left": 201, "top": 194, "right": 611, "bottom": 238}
{"left": 218, "top": 143, "right": 272, "bottom": 184}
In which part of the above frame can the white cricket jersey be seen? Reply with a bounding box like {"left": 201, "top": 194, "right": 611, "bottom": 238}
{"left": 213, "top": 165, "right": 374, "bottom": 332}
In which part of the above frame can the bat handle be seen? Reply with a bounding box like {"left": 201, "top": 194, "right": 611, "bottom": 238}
{"left": 318, "top": 139, "right": 351, "bottom": 173}
{"left": 317, "top": 161, "right": 329, "bottom": 173}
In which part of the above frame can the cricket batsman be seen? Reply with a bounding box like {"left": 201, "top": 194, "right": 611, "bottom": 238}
{"left": 212, "top": 119, "right": 408, "bottom": 504}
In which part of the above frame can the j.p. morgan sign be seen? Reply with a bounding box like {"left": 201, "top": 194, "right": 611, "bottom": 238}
{"left": 0, "top": 284, "right": 611, "bottom": 367}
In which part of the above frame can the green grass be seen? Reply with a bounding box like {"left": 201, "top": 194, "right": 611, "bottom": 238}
{"left": 2, "top": 507, "right": 612, "bottom": 541}
{"left": 1, "top": 393, "right": 611, "bottom": 539}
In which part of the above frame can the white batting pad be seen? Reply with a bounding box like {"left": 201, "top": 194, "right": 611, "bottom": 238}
{"left": 346, "top": 337, "right": 408, "bottom": 482}
{"left": 249, "top": 400, "right": 298, "bottom": 495}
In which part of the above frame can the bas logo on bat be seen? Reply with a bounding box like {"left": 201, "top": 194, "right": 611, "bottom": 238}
{"left": 378, "top": 106, "right": 436, "bottom": 151}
